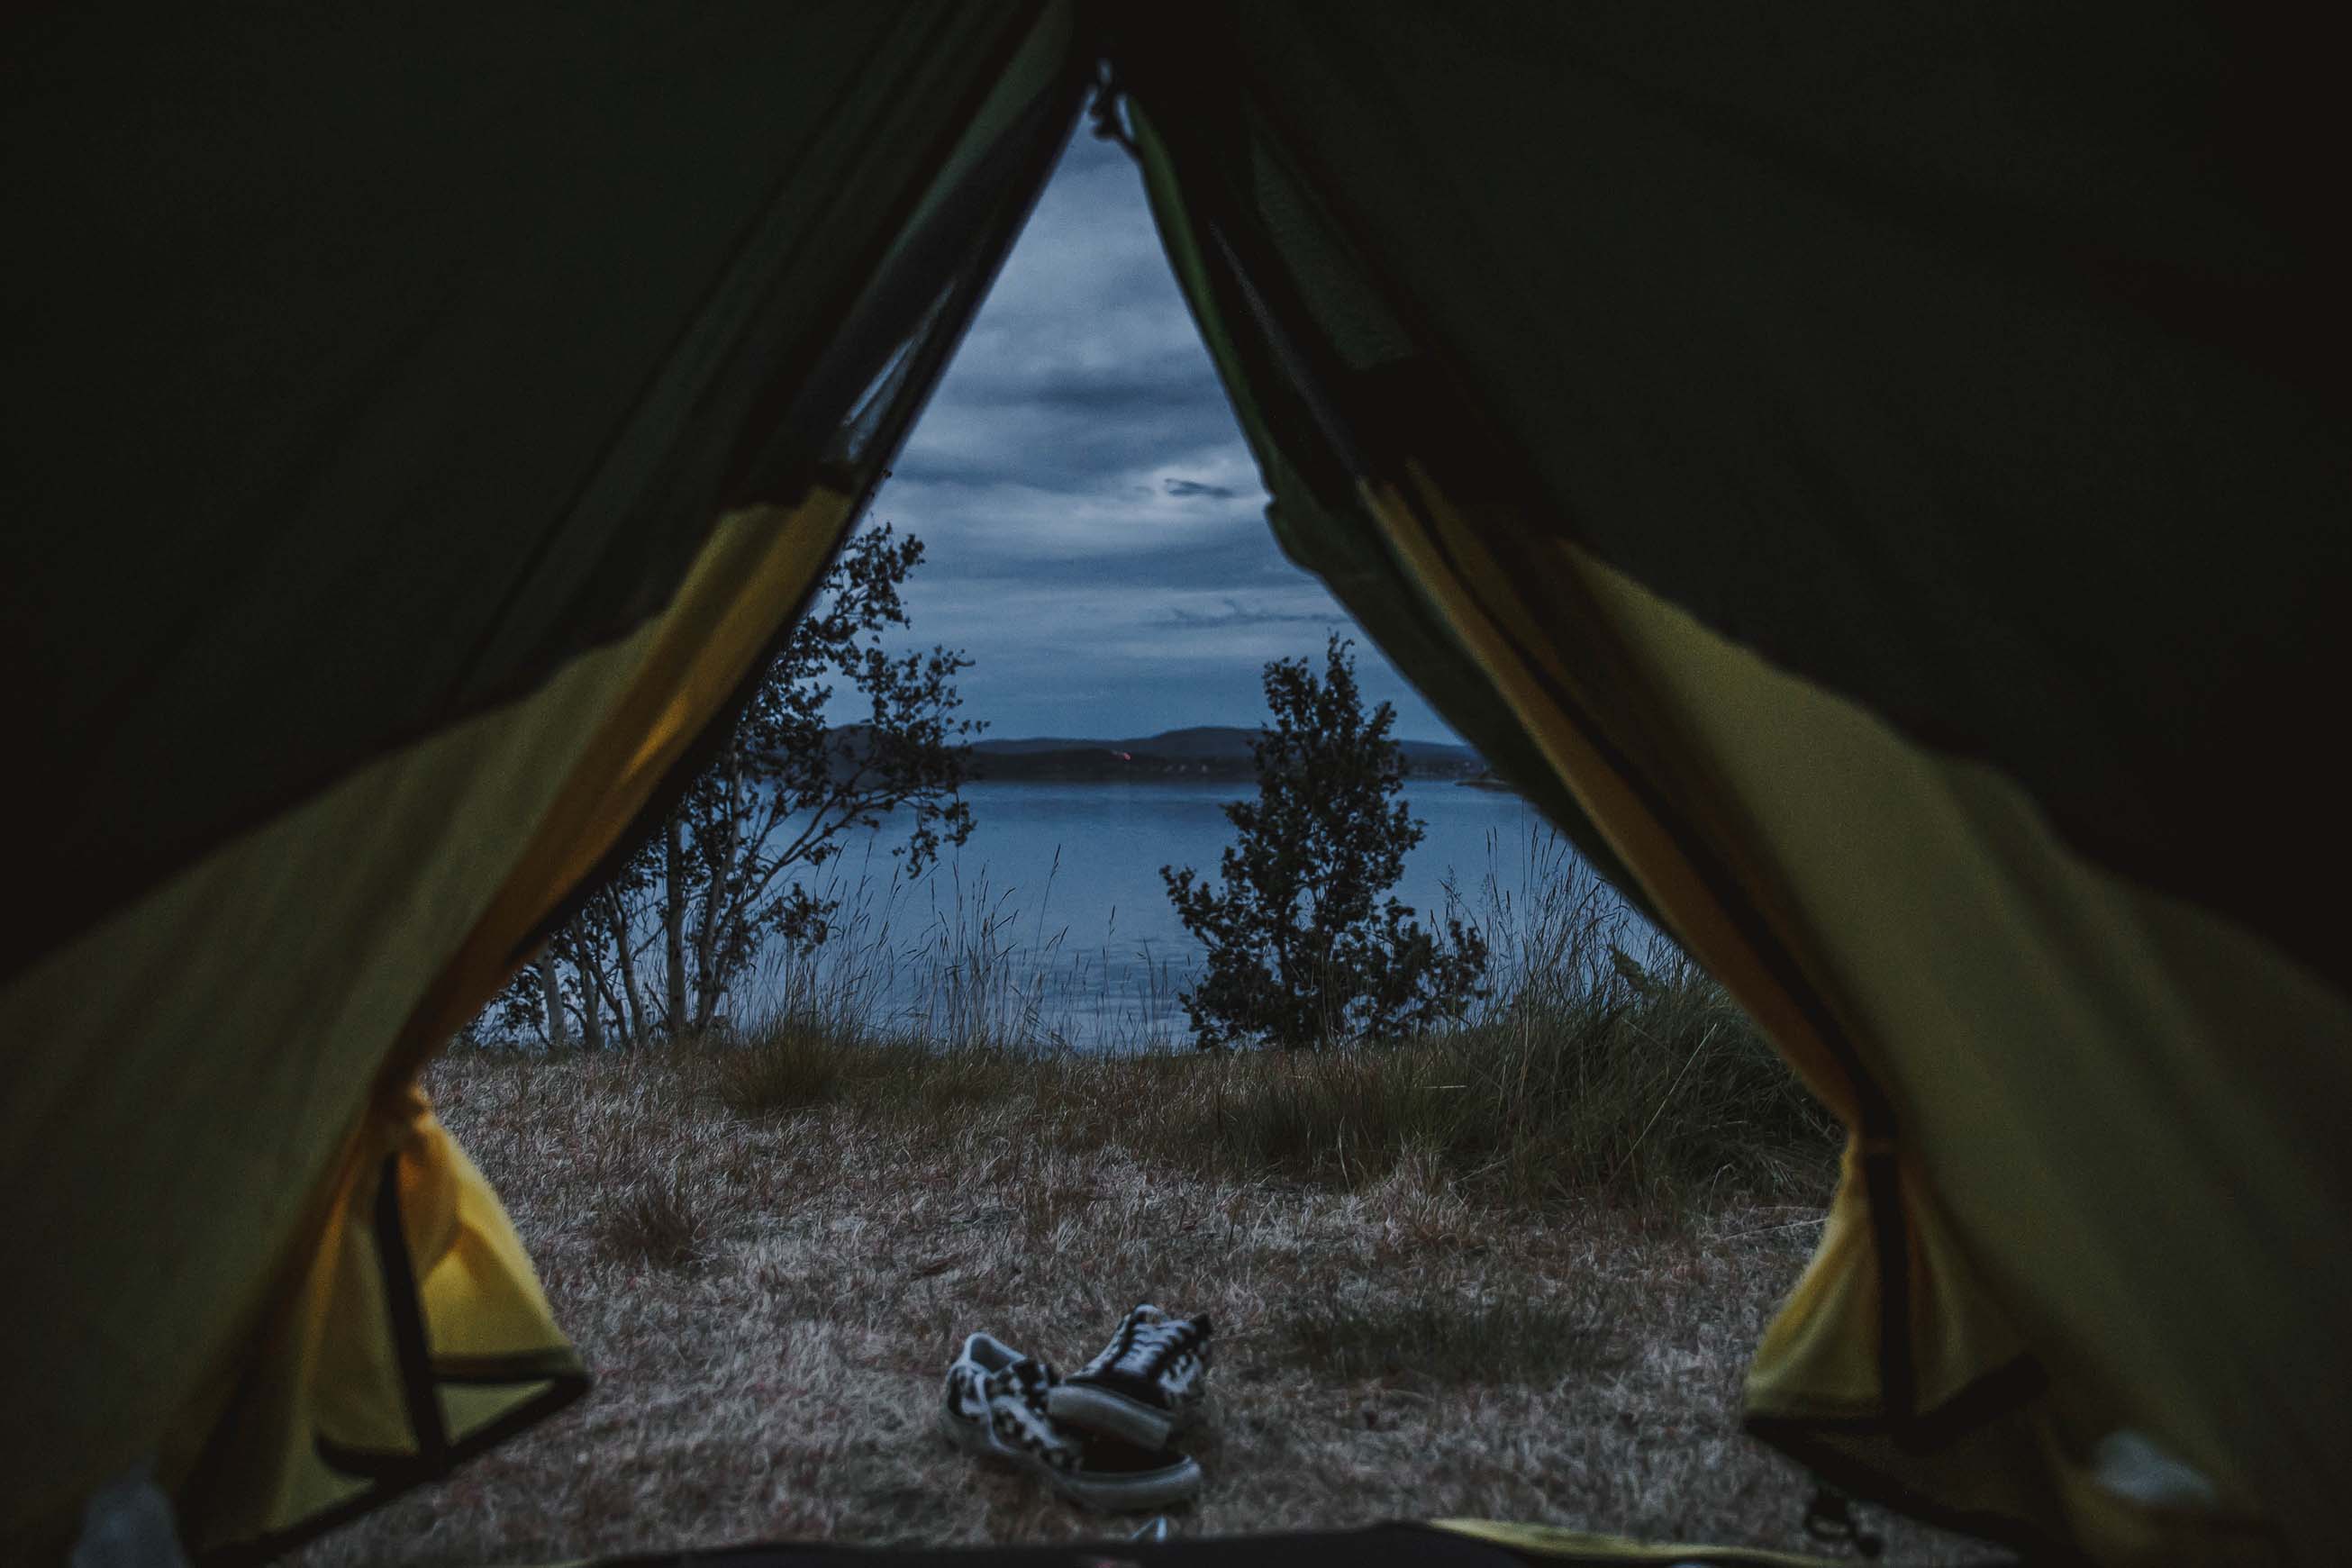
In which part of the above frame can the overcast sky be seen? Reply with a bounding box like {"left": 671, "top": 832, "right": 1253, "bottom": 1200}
{"left": 839, "top": 125, "right": 1460, "bottom": 746}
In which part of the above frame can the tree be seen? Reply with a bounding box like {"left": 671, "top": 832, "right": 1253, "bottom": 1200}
{"left": 484, "top": 522, "right": 978, "bottom": 1046}
{"left": 1161, "top": 635, "right": 1487, "bottom": 1049}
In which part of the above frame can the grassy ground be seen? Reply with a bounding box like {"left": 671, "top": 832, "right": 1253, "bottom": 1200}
{"left": 295, "top": 1003, "right": 1993, "bottom": 1565}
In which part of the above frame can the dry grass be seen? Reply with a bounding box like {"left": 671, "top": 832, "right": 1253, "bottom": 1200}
{"left": 291, "top": 1044, "right": 1991, "bottom": 1566}
{"left": 704, "top": 939, "right": 1838, "bottom": 1213}
{"left": 595, "top": 1159, "right": 715, "bottom": 1272}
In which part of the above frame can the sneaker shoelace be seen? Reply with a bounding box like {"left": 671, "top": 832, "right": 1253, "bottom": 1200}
{"left": 1101, "top": 1309, "right": 1198, "bottom": 1378}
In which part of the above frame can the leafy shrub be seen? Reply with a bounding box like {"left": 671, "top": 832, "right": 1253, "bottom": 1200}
{"left": 1163, "top": 637, "right": 1487, "bottom": 1048}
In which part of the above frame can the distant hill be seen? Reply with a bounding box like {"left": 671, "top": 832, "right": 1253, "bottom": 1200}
{"left": 975, "top": 726, "right": 1477, "bottom": 764}
{"left": 966, "top": 726, "right": 1483, "bottom": 782}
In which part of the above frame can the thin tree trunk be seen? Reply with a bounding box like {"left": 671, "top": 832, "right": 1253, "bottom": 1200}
{"left": 536, "top": 947, "right": 568, "bottom": 1049}
{"left": 692, "top": 872, "right": 724, "bottom": 1035}
{"left": 663, "top": 815, "right": 687, "bottom": 1038}
{"left": 692, "top": 744, "right": 744, "bottom": 1035}
{"left": 577, "top": 944, "right": 606, "bottom": 1052}
{"left": 590, "top": 964, "right": 626, "bottom": 1048}
{"left": 692, "top": 897, "right": 726, "bottom": 1035}
{"left": 605, "top": 890, "right": 648, "bottom": 1047}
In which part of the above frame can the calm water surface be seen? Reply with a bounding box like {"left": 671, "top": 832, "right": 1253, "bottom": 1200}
{"left": 760, "top": 778, "right": 1612, "bottom": 1049}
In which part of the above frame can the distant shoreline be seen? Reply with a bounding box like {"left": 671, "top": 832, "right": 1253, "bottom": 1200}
{"left": 960, "top": 724, "right": 1485, "bottom": 787}
{"left": 964, "top": 757, "right": 1489, "bottom": 785}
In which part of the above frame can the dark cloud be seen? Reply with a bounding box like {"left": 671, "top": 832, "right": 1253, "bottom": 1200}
{"left": 1164, "top": 597, "right": 1344, "bottom": 629}
{"left": 1161, "top": 477, "right": 1240, "bottom": 501}
{"left": 840, "top": 128, "right": 1458, "bottom": 744}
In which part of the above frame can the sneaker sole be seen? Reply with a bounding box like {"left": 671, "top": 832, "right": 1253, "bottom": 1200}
{"left": 1044, "top": 1382, "right": 1186, "bottom": 1449}
{"left": 938, "top": 1409, "right": 1200, "bottom": 1511}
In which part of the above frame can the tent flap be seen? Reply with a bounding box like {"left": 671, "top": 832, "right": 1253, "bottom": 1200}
{"left": 1116, "top": 5, "right": 2349, "bottom": 1562}
{"left": 1, "top": 4, "right": 1086, "bottom": 1553}
{"left": 177, "top": 1085, "right": 586, "bottom": 1563}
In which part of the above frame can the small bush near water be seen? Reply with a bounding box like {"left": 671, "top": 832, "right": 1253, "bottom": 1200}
{"left": 711, "top": 1018, "right": 858, "bottom": 1116}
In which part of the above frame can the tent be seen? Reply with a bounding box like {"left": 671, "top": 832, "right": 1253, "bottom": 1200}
{"left": 5, "top": 5, "right": 2346, "bottom": 1562}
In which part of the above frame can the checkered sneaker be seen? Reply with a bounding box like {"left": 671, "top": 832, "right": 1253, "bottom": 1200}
{"left": 1045, "top": 1304, "right": 1212, "bottom": 1449}
{"left": 940, "top": 1331, "right": 1202, "bottom": 1511}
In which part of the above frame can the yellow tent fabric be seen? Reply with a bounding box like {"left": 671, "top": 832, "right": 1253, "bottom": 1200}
{"left": 7, "top": 4, "right": 2348, "bottom": 1564}
{"left": 1357, "top": 473, "right": 2329, "bottom": 1565}
{"left": 1433, "top": 1521, "right": 1848, "bottom": 1566}
{"left": 5, "top": 489, "right": 853, "bottom": 1557}
{"left": 177, "top": 1083, "right": 584, "bottom": 1560}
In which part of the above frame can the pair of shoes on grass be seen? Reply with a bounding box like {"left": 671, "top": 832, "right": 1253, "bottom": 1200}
{"left": 940, "top": 1304, "right": 1212, "bottom": 1511}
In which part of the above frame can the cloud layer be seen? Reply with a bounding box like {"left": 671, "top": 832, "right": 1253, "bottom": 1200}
{"left": 844, "top": 128, "right": 1458, "bottom": 744}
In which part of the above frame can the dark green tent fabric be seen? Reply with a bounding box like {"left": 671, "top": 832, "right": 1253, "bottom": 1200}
{"left": 1, "top": 3, "right": 1080, "bottom": 982}
{"left": 6, "top": 4, "right": 2349, "bottom": 1565}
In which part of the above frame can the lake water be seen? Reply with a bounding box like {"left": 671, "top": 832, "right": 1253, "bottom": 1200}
{"left": 751, "top": 778, "right": 1630, "bottom": 1049}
